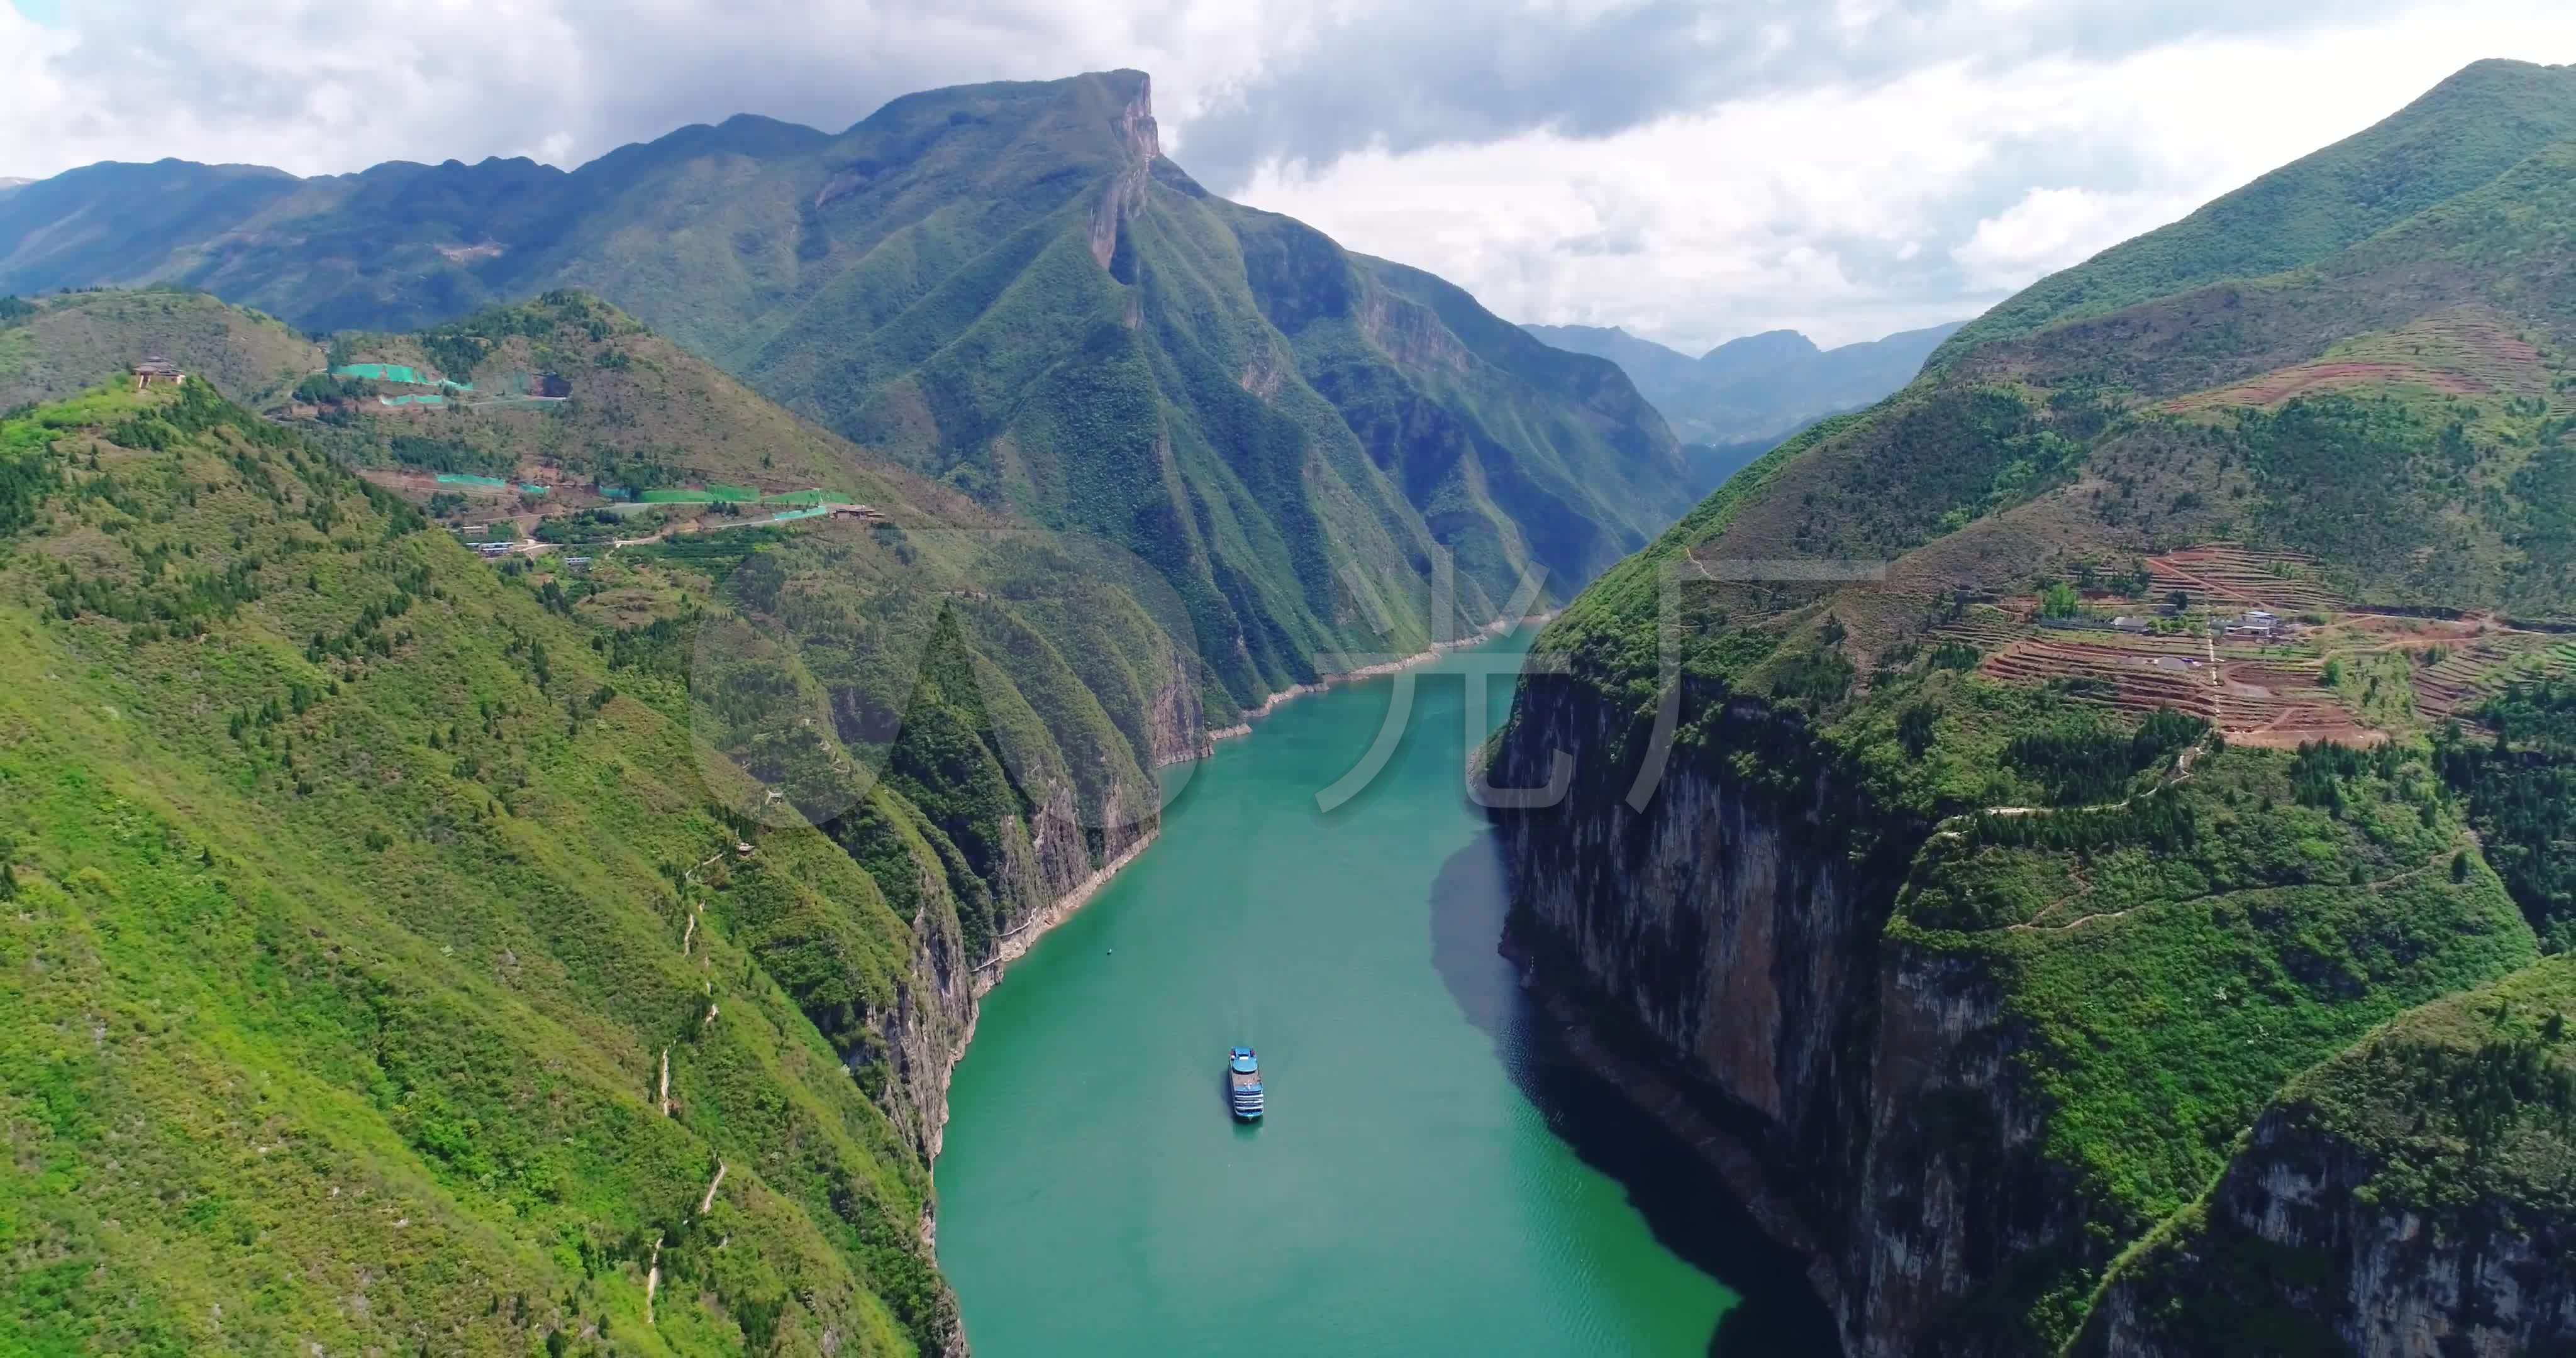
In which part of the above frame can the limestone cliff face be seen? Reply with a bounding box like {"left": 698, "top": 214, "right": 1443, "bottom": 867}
{"left": 1848, "top": 945, "right": 2090, "bottom": 1357}
{"left": 1494, "top": 688, "right": 1875, "bottom": 1142}
{"left": 1493, "top": 679, "right": 1875, "bottom": 1346}
{"left": 871, "top": 737, "right": 1170, "bottom": 1145}
{"left": 1491, "top": 668, "right": 2576, "bottom": 1356}
{"left": 2082, "top": 1112, "right": 2576, "bottom": 1357}
{"left": 842, "top": 653, "right": 1190, "bottom": 1356}
{"left": 1089, "top": 74, "right": 1158, "bottom": 272}
{"left": 1486, "top": 677, "right": 2086, "bottom": 1356}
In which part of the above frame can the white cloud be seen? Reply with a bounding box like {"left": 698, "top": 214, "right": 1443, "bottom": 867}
{"left": 4, "top": 1, "right": 2575, "bottom": 351}
{"left": 1951, "top": 186, "right": 2190, "bottom": 293}
{"left": 1232, "top": 1, "right": 2576, "bottom": 350}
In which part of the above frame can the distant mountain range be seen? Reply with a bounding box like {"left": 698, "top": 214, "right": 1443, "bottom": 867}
{"left": 0, "top": 72, "right": 1696, "bottom": 715}
{"left": 1521, "top": 319, "right": 1963, "bottom": 446}
{"left": 0, "top": 69, "right": 1711, "bottom": 1355}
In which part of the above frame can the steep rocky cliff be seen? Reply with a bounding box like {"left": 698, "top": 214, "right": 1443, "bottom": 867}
{"left": 1490, "top": 667, "right": 2538, "bottom": 1354}
{"left": 2079, "top": 958, "right": 2576, "bottom": 1357}
{"left": 1485, "top": 56, "right": 2576, "bottom": 1356}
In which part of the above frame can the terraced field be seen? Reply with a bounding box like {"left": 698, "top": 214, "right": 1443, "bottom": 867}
{"left": 1933, "top": 544, "right": 2576, "bottom": 746}
{"left": 2143, "top": 544, "right": 2343, "bottom": 612}
{"left": 1976, "top": 636, "right": 2218, "bottom": 717}
{"left": 1969, "top": 629, "right": 2380, "bottom": 748}
{"left": 1921, "top": 542, "right": 2576, "bottom": 747}
{"left": 2162, "top": 304, "right": 2563, "bottom": 414}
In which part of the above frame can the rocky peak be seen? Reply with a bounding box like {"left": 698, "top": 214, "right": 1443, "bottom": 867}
{"left": 1115, "top": 70, "right": 1160, "bottom": 163}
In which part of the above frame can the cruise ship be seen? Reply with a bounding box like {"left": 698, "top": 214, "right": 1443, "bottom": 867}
{"left": 1226, "top": 1046, "right": 1264, "bottom": 1120}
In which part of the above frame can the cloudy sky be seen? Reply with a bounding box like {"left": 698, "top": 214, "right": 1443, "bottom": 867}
{"left": 6, "top": 0, "right": 2575, "bottom": 351}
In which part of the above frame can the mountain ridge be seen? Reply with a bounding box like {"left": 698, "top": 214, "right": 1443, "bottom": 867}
{"left": 1521, "top": 317, "right": 1964, "bottom": 446}
{"left": 1489, "top": 56, "right": 2576, "bottom": 1357}
{"left": 1930, "top": 55, "right": 2576, "bottom": 363}
{"left": 0, "top": 70, "right": 1697, "bottom": 722}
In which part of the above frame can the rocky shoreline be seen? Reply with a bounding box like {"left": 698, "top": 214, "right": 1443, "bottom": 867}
{"left": 1206, "top": 613, "right": 1546, "bottom": 742}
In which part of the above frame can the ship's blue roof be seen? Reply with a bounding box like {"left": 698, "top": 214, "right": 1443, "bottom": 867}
{"left": 1230, "top": 1052, "right": 1258, "bottom": 1073}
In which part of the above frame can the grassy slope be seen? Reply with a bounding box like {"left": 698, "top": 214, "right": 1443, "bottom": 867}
{"left": 305, "top": 291, "right": 992, "bottom": 508}
{"left": 2079, "top": 954, "right": 2575, "bottom": 1356}
{"left": 8, "top": 289, "right": 1189, "bottom": 959}
{"left": 0, "top": 288, "right": 321, "bottom": 411}
{"left": 1507, "top": 60, "right": 2576, "bottom": 1352}
{"left": 1935, "top": 58, "right": 2576, "bottom": 359}
{"left": 1889, "top": 742, "right": 2534, "bottom": 1345}
{"left": 0, "top": 378, "right": 1023, "bottom": 1355}
{"left": 1543, "top": 128, "right": 2576, "bottom": 694}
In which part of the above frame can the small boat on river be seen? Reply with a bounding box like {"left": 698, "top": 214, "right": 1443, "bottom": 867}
{"left": 1226, "top": 1046, "right": 1263, "bottom": 1120}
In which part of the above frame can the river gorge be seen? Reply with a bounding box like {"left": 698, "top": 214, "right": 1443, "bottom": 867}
{"left": 933, "top": 635, "right": 1833, "bottom": 1355}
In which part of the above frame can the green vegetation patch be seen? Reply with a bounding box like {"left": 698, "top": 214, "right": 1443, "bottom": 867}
{"left": 0, "top": 380, "right": 968, "bottom": 1355}
{"left": 2081, "top": 955, "right": 2576, "bottom": 1355}
{"left": 2442, "top": 680, "right": 2576, "bottom": 953}
{"left": 1892, "top": 741, "right": 2537, "bottom": 1348}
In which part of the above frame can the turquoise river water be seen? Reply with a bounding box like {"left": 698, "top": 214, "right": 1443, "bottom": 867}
{"left": 935, "top": 634, "right": 1835, "bottom": 1355}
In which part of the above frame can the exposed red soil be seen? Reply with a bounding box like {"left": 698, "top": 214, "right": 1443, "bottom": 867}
{"left": 2145, "top": 544, "right": 2341, "bottom": 612}
{"left": 2166, "top": 361, "right": 2483, "bottom": 412}
{"left": 1975, "top": 631, "right": 2380, "bottom": 747}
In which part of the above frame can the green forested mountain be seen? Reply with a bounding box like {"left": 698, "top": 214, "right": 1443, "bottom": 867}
{"left": 1490, "top": 57, "right": 2576, "bottom": 1357}
{"left": 0, "top": 275, "right": 1259, "bottom": 1350}
{"left": 0, "top": 287, "right": 321, "bottom": 411}
{"left": 0, "top": 63, "right": 1697, "bottom": 1341}
{"left": 0, "top": 72, "right": 1695, "bottom": 715}
{"left": 1523, "top": 319, "right": 1962, "bottom": 447}
{"left": 0, "top": 378, "right": 944, "bottom": 1354}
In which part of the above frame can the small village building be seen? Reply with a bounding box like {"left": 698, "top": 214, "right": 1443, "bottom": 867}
{"left": 133, "top": 356, "right": 184, "bottom": 389}
{"left": 2223, "top": 609, "right": 2280, "bottom": 639}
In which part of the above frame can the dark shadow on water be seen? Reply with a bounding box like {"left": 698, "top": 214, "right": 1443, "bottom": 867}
{"left": 1429, "top": 831, "right": 1843, "bottom": 1358}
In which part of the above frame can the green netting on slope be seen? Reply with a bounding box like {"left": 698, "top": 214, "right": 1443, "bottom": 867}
{"left": 638, "top": 483, "right": 759, "bottom": 503}
{"left": 761, "top": 489, "right": 850, "bottom": 505}
{"left": 377, "top": 393, "right": 447, "bottom": 407}
{"left": 433, "top": 473, "right": 509, "bottom": 488}
{"left": 335, "top": 363, "right": 474, "bottom": 392}
{"left": 765, "top": 506, "right": 826, "bottom": 523}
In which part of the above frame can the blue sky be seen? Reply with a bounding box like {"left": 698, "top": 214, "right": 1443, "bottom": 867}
{"left": 4, "top": 1, "right": 2574, "bottom": 348}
